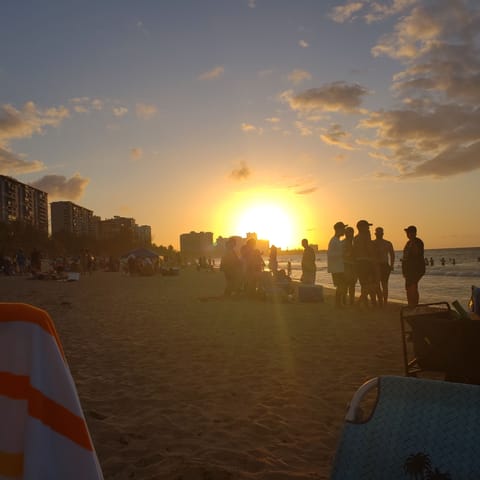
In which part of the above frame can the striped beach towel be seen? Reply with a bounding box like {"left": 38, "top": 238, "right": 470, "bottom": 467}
{"left": 0, "top": 303, "right": 103, "bottom": 479}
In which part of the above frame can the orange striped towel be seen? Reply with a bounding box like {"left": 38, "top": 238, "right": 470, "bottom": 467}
{"left": 0, "top": 303, "right": 103, "bottom": 479}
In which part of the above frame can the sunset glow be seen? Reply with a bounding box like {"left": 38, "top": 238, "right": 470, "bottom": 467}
{"left": 1, "top": 2, "right": 479, "bottom": 249}
{"left": 214, "top": 188, "right": 314, "bottom": 250}
{"left": 236, "top": 204, "right": 295, "bottom": 250}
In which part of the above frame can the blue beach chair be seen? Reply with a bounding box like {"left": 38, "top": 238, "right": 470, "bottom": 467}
{"left": 330, "top": 375, "right": 480, "bottom": 479}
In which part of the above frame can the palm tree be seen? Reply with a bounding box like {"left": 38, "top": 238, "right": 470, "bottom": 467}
{"left": 404, "top": 452, "right": 432, "bottom": 479}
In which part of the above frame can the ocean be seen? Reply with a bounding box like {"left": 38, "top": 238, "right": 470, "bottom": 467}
{"left": 274, "top": 247, "right": 480, "bottom": 308}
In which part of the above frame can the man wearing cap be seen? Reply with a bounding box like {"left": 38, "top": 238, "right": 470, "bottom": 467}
{"left": 353, "top": 220, "right": 376, "bottom": 308}
{"left": 327, "top": 222, "right": 347, "bottom": 308}
{"left": 402, "top": 225, "right": 425, "bottom": 307}
{"left": 373, "top": 227, "right": 395, "bottom": 306}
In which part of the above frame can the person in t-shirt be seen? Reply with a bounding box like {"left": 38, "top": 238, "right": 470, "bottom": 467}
{"left": 402, "top": 225, "right": 425, "bottom": 307}
{"left": 327, "top": 221, "right": 347, "bottom": 308}
{"left": 372, "top": 227, "right": 395, "bottom": 306}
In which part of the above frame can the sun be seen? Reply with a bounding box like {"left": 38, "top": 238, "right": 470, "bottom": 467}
{"left": 216, "top": 188, "right": 311, "bottom": 250}
{"left": 236, "top": 203, "right": 296, "bottom": 249}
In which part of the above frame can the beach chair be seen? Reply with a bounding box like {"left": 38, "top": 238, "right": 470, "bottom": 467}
{"left": 401, "top": 302, "right": 480, "bottom": 383}
{"left": 330, "top": 375, "right": 480, "bottom": 479}
{"left": 0, "top": 303, "right": 103, "bottom": 479}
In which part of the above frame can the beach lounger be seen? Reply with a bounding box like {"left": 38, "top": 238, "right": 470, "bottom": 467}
{"left": 330, "top": 375, "right": 480, "bottom": 479}
{"left": 0, "top": 303, "right": 103, "bottom": 479}
{"left": 401, "top": 302, "right": 480, "bottom": 383}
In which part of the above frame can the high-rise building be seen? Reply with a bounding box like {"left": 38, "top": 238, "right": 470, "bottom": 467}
{"left": 100, "top": 216, "right": 136, "bottom": 241}
{"left": 50, "top": 201, "right": 94, "bottom": 237}
{"left": 136, "top": 225, "right": 152, "bottom": 245}
{"left": 0, "top": 175, "right": 49, "bottom": 234}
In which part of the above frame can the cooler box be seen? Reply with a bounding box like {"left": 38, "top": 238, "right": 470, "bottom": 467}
{"left": 298, "top": 284, "right": 324, "bottom": 302}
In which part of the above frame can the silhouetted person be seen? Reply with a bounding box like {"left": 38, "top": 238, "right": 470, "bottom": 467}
{"left": 242, "top": 238, "right": 264, "bottom": 297}
{"left": 30, "top": 248, "right": 41, "bottom": 274}
{"left": 343, "top": 226, "right": 357, "bottom": 305}
{"left": 301, "top": 238, "right": 316, "bottom": 285}
{"left": 402, "top": 225, "right": 425, "bottom": 307}
{"left": 268, "top": 245, "right": 278, "bottom": 273}
{"left": 220, "top": 238, "right": 243, "bottom": 296}
{"left": 327, "top": 222, "right": 347, "bottom": 308}
{"left": 353, "top": 220, "right": 376, "bottom": 308}
{"left": 373, "top": 227, "right": 395, "bottom": 306}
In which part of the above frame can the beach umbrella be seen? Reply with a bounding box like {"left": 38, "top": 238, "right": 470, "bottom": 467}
{"left": 121, "top": 247, "right": 159, "bottom": 259}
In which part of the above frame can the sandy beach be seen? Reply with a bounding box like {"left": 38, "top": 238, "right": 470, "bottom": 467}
{"left": 0, "top": 268, "right": 405, "bottom": 479}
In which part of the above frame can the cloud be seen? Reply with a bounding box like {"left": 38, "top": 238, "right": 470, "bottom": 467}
{"left": 130, "top": 147, "right": 143, "bottom": 160}
{"left": 198, "top": 65, "right": 225, "bottom": 80}
{"left": 0, "top": 146, "right": 44, "bottom": 174}
{"left": 0, "top": 101, "right": 69, "bottom": 143}
{"left": 265, "top": 117, "right": 280, "bottom": 123}
{"left": 135, "top": 103, "right": 158, "bottom": 119}
{"left": 241, "top": 122, "right": 263, "bottom": 134}
{"left": 402, "top": 141, "right": 480, "bottom": 178}
{"left": 287, "top": 69, "right": 312, "bottom": 85}
{"left": 298, "top": 40, "right": 309, "bottom": 48}
{"left": 329, "top": 2, "right": 365, "bottom": 23}
{"left": 350, "top": 0, "right": 480, "bottom": 178}
{"left": 248, "top": 0, "right": 256, "bottom": 8}
{"left": 295, "top": 186, "right": 318, "bottom": 195}
{"left": 230, "top": 161, "right": 251, "bottom": 180}
{"left": 29, "top": 174, "right": 89, "bottom": 201}
{"left": 329, "top": 0, "right": 415, "bottom": 24}
{"left": 295, "top": 121, "right": 313, "bottom": 136}
{"left": 69, "top": 97, "right": 104, "bottom": 113}
{"left": 113, "top": 106, "right": 128, "bottom": 117}
{"left": 285, "top": 81, "right": 369, "bottom": 113}
{"left": 320, "top": 124, "right": 355, "bottom": 150}
{"left": 360, "top": 104, "right": 480, "bottom": 177}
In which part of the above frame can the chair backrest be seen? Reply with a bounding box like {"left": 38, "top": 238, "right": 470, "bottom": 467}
{"left": 0, "top": 303, "right": 103, "bottom": 479}
{"left": 330, "top": 376, "right": 480, "bottom": 479}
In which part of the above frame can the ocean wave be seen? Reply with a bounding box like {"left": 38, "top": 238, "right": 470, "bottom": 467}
{"left": 425, "top": 270, "right": 480, "bottom": 278}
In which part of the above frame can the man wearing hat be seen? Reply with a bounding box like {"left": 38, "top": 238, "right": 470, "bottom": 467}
{"left": 327, "top": 222, "right": 347, "bottom": 308}
{"left": 402, "top": 225, "right": 425, "bottom": 306}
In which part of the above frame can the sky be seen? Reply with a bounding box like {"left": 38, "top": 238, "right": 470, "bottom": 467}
{"left": 1, "top": 0, "right": 479, "bottom": 250}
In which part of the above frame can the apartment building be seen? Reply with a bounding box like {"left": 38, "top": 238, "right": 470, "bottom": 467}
{"left": 0, "top": 175, "right": 49, "bottom": 234}
{"left": 50, "top": 201, "right": 94, "bottom": 237}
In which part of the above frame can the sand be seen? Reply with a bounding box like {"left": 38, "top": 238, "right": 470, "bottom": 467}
{"left": 0, "top": 268, "right": 405, "bottom": 479}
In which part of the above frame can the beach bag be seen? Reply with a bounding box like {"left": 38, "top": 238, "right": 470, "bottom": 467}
{"left": 469, "top": 286, "right": 480, "bottom": 315}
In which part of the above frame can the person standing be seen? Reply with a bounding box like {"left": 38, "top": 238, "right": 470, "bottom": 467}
{"left": 327, "top": 222, "right": 347, "bottom": 308}
{"left": 242, "top": 237, "right": 265, "bottom": 297}
{"left": 301, "top": 238, "right": 316, "bottom": 285}
{"left": 353, "top": 220, "right": 376, "bottom": 308}
{"left": 402, "top": 225, "right": 425, "bottom": 307}
{"left": 373, "top": 227, "right": 395, "bottom": 306}
{"left": 220, "top": 238, "right": 243, "bottom": 296}
{"left": 268, "top": 245, "right": 278, "bottom": 274}
{"left": 343, "top": 226, "right": 357, "bottom": 306}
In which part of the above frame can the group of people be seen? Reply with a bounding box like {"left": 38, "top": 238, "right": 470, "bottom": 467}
{"left": 322, "top": 221, "right": 424, "bottom": 308}
{"left": 220, "top": 237, "right": 295, "bottom": 298}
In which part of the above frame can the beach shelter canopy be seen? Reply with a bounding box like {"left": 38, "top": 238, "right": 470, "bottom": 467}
{"left": 121, "top": 247, "right": 160, "bottom": 259}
